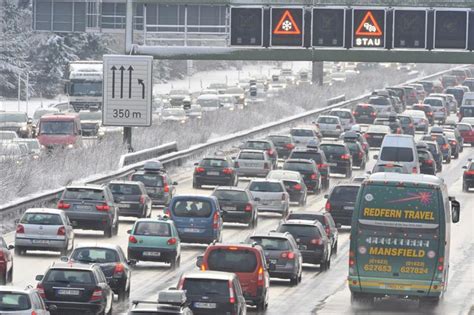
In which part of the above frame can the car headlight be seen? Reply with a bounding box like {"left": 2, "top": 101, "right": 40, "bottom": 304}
{"left": 67, "top": 144, "right": 74, "bottom": 149}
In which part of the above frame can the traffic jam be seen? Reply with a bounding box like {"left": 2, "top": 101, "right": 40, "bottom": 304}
{"left": 0, "top": 65, "right": 473, "bottom": 315}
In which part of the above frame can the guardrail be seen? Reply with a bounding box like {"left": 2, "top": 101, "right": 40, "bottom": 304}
{"left": 119, "top": 142, "right": 178, "bottom": 168}
{"left": 0, "top": 66, "right": 461, "bottom": 234}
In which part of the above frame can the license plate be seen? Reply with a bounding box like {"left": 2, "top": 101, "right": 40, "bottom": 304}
{"left": 118, "top": 203, "right": 130, "bottom": 208}
{"left": 194, "top": 302, "right": 216, "bottom": 309}
{"left": 143, "top": 251, "right": 161, "bottom": 257}
{"left": 222, "top": 206, "right": 237, "bottom": 211}
{"left": 299, "top": 245, "right": 307, "bottom": 250}
{"left": 359, "top": 115, "right": 368, "bottom": 118}
{"left": 373, "top": 135, "right": 383, "bottom": 138}
{"left": 387, "top": 284, "right": 407, "bottom": 290}
{"left": 207, "top": 171, "right": 219, "bottom": 176}
{"left": 327, "top": 163, "right": 337, "bottom": 167}
{"left": 57, "top": 289, "right": 80, "bottom": 296}
{"left": 269, "top": 259, "right": 277, "bottom": 264}
{"left": 344, "top": 206, "right": 355, "bottom": 210}
{"left": 32, "top": 239, "right": 50, "bottom": 244}
{"left": 183, "top": 228, "right": 200, "bottom": 233}
{"left": 75, "top": 205, "right": 91, "bottom": 210}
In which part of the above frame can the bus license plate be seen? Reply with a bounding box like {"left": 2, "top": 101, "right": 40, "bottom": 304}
{"left": 387, "top": 284, "right": 407, "bottom": 290}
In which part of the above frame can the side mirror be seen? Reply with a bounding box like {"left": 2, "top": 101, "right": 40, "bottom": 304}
{"left": 278, "top": 166, "right": 283, "bottom": 170}
{"left": 60, "top": 256, "right": 68, "bottom": 262}
{"left": 7, "top": 244, "right": 14, "bottom": 250}
{"left": 373, "top": 154, "right": 379, "bottom": 159}
{"left": 126, "top": 229, "right": 132, "bottom": 234}
{"left": 196, "top": 255, "right": 203, "bottom": 269}
{"left": 254, "top": 197, "right": 261, "bottom": 202}
{"left": 27, "top": 118, "right": 33, "bottom": 124}
{"left": 35, "top": 275, "right": 44, "bottom": 281}
{"left": 128, "top": 259, "right": 137, "bottom": 266}
{"left": 268, "top": 262, "right": 276, "bottom": 271}
{"left": 232, "top": 156, "right": 236, "bottom": 160}
{"left": 324, "top": 194, "right": 328, "bottom": 199}
{"left": 462, "top": 165, "right": 467, "bottom": 169}
{"left": 451, "top": 198, "right": 460, "bottom": 223}
{"left": 14, "top": 219, "right": 20, "bottom": 225}
{"left": 366, "top": 171, "right": 372, "bottom": 175}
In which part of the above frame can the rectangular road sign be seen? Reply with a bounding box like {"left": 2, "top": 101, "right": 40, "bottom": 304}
{"left": 103, "top": 55, "right": 153, "bottom": 127}
{"left": 231, "top": 7, "right": 263, "bottom": 46}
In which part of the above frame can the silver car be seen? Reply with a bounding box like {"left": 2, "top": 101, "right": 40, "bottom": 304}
{"left": 248, "top": 179, "right": 289, "bottom": 216}
{"left": 0, "top": 286, "right": 50, "bottom": 314}
{"left": 328, "top": 109, "right": 355, "bottom": 131}
{"left": 290, "top": 127, "right": 321, "bottom": 147}
{"left": 234, "top": 149, "right": 273, "bottom": 178}
{"left": 316, "top": 115, "right": 343, "bottom": 138}
{"left": 423, "top": 97, "right": 447, "bottom": 123}
{"left": 14, "top": 208, "right": 74, "bottom": 256}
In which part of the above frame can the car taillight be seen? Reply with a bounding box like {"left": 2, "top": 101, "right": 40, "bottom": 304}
{"left": 57, "top": 226, "right": 66, "bottom": 236}
{"left": 114, "top": 263, "right": 125, "bottom": 276}
{"left": 437, "top": 257, "right": 444, "bottom": 272}
{"left": 244, "top": 203, "right": 252, "bottom": 212}
{"left": 129, "top": 236, "right": 138, "bottom": 243}
{"left": 36, "top": 284, "right": 45, "bottom": 298}
{"left": 90, "top": 288, "right": 103, "bottom": 302}
{"left": 222, "top": 168, "right": 233, "bottom": 174}
{"left": 352, "top": 111, "right": 357, "bottom": 116}
{"left": 310, "top": 173, "right": 318, "bottom": 180}
{"left": 336, "top": 125, "right": 342, "bottom": 130}
{"left": 325, "top": 201, "right": 331, "bottom": 211}
{"left": 409, "top": 123, "right": 414, "bottom": 128}
{"left": 311, "top": 238, "right": 323, "bottom": 245}
{"left": 213, "top": 212, "right": 220, "bottom": 229}
{"left": 293, "top": 184, "right": 302, "bottom": 190}
{"left": 427, "top": 112, "right": 433, "bottom": 116}
{"left": 425, "top": 159, "right": 433, "bottom": 165}
{"left": 285, "top": 143, "right": 295, "bottom": 150}
{"left": 163, "top": 185, "right": 170, "bottom": 193}
{"left": 228, "top": 280, "right": 236, "bottom": 304}
{"left": 465, "top": 170, "right": 474, "bottom": 175}
{"left": 167, "top": 237, "right": 177, "bottom": 245}
{"left": 57, "top": 200, "right": 70, "bottom": 209}
{"left": 396, "top": 128, "right": 401, "bottom": 134}
{"left": 358, "top": 151, "right": 363, "bottom": 158}
{"left": 317, "top": 163, "right": 328, "bottom": 169}
{"left": 340, "top": 154, "right": 350, "bottom": 160}
{"left": 16, "top": 224, "right": 25, "bottom": 234}
{"left": 195, "top": 167, "right": 205, "bottom": 173}
{"left": 164, "top": 208, "right": 171, "bottom": 217}
{"left": 267, "top": 149, "right": 274, "bottom": 156}
{"left": 370, "top": 112, "right": 377, "bottom": 117}
{"left": 349, "top": 251, "right": 356, "bottom": 267}
{"left": 450, "top": 140, "right": 457, "bottom": 145}
{"left": 364, "top": 133, "right": 371, "bottom": 138}
{"left": 257, "top": 267, "right": 264, "bottom": 287}
{"left": 281, "top": 251, "right": 295, "bottom": 259}
{"left": 96, "top": 204, "right": 110, "bottom": 211}
{"left": 325, "top": 226, "right": 330, "bottom": 236}
{"left": 139, "top": 195, "right": 146, "bottom": 204}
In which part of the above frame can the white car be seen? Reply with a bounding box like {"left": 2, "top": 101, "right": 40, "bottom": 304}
{"left": 316, "top": 115, "right": 343, "bottom": 138}
{"left": 234, "top": 149, "right": 273, "bottom": 178}
{"left": 160, "top": 107, "right": 188, "bottom": 123}
{"left": 402, "top": 109, "right": 429, "bottom": 133}
{"left": 248, "top": 179, "right": 289, "bottom": 216}
{"left": 0, "top": 286, "right": 50, "bottom": 314}
{"left": 197, "top": 94, "right": 221, "bottom": 111}
{"left": 329, "top": 109, "right": 356, "bottom": 131}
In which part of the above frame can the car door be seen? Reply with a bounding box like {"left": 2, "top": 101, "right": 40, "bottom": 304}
{"left": 61, "top": 213, "right": 74, "bottom": 242}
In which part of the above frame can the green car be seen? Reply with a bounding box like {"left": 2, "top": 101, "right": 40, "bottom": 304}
{"left": 127, "top": 217, "right": 181, "bottom": 269}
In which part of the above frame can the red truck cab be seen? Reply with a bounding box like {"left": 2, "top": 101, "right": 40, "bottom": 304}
{"left": 37, "top": 113, "right": 83, "bottom": 149}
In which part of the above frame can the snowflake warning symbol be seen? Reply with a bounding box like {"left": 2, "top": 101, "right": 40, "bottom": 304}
{"left": 273, "top": 10, "right": 301, "bottom": 35}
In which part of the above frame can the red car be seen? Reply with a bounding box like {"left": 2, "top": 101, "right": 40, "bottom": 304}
{"left": 0, "top": 236, "right": 14, "bottom": 284}
{"left": 457, "top": 123, "right": 474, "bottom": 146}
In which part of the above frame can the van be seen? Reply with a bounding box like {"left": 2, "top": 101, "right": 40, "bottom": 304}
{"left": 348, "top": 173, "right": 460, "bottom": 306}
{"left": 37, "top": 113, "right": 82, "bottom": 149}
{"left": 374, "top": 134, "right": 419, "bottom": 174}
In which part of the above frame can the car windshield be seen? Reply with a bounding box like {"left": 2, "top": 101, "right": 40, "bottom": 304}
{"left": 200, "top": 159, "right": 229, "bottom": 168}
{"left": 330, "top": 186, "right": 359, "bottom": 202}
{"left": 71, "top": 248, "right": 119, "bottom": 263}
{"left": 0, "top": 292, "right": 31, "bottom": 311}
{"left": 207, "top": 249, "right": 258, "bottom": 272}
{"left": 320, "top": 144, "right": 346, "bottom": 155}
{"left": 39, "top": 121, "right": 74, "bottom": 135}
{"left": 213, "top": 190, "right": 248, "bottom": 202}
{"left": 45, "top": 269, "right": 94, "bottom": 284}
{"left": 251, "top": 237, "right": 290, "bottom": 251}
{"left": 172, "top": 200, "right": 212, "bottom": 217}
{"left": 278, "top": 225, "right": 320, "bottom": 238}
{"left": 318, "top": 117, "right": 338, "bottom": 124}
{"left": 249, "top": 181, "right": 283, "bottom": 192}
{"left": 290, "top": 151, "right": 323, "bottom": 164}
{"left": 380, "top": 147, "right": 414, "bottom": 162}
{"left": 109, "top": 184, "right": 141, "bottom": 195}
{"left": 239, "top": 152, "right": 264, "bottom": 160}
{"left": 182, "top": 279, "right": 229, "bottom": 297}
{"left": 291, "top": 129, "right": 313, "bottom": 137}
{"left": 63, "top": 188, "right": 104, "bottom": 200}
{"left": 131, "top": 174, "right": 164, "bottom": 187}
{"left": 70, "top": 82, "right": 102, "bottom": 96}
{"left": 0, "top": 113, "right": 27, "bottom": 123}
{"left": 134, "top": 222, "right": 171, "bottom": 236}
{"left": 369, "top": 97, "right": 390, "bottom": 105}
{"left": 21, "top": 213, "right": 62, "bottom": 225}
{"left": 457, "top": 124, "right": 471, "bottom": 131}
{"left": 284, "top": 162, "right": 314, "bottom": 172}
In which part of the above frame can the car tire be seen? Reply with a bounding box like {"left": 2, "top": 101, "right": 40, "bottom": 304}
{"left": 256, "top": 299, "right": 268, "bottom": 311}
{"left": 454, "top": 152, "right": 459, "bottom": 159}
{"left": 0, "top": 272, "right": 6, "bottom": 285}
{"left": 60, "top": 245, "right": 69, "bottom": 257}
{"left": 346, "top": 169, "right": 352, "bottom": 178}
{"left": 447, "top": 156, "right": 451, "bottom": 163}
{"left": 290, "top": 275, "right": 299, "bottom": 286}
{"left": 320, "top": 260, "right": 327, "bottom": 271}
{"left": 118, "top": 286, "right": 128, "bottom": 302}
{"left": 113, "top": 221, "right": 119, "bottom": 236}
{"left": 14, "top": 246, "right": 24, "bottom": 256}
{"left": 360, "top": 161, "right": 366, "bottom": 170}
{"left": 463, "top": 182, "right": 468, "bottom": 192}
{"left": 192, "top": 181, "right": 200, "bottom": 189}
{"left": 105, "top": 225, "right": 113, "bottom": 238}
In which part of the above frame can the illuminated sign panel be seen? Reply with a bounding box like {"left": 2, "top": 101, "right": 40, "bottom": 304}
{"left": 434, "top": 10, "right": 468, "bottom": 49}
{"left": 230, "top": 8, "right": 263, "bottom": 46}
{"left": 271, "top": 8, "right": 304, "bottom": 46}
{"left": 312, "top": 8, "right": 345, "bottom": 47}
{"left": 353, "top": 9, "right": 385, "bottom": 48}
{"left": 393, "top": 9, "right": 427, "bottom": 49}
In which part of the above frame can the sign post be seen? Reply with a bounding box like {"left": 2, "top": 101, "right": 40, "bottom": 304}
{"left": 103, "top": 55, "right": 153, "bottom": 151}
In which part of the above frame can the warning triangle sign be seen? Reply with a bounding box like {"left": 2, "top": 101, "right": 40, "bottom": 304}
{"left": 355, "top": 11, "right": 383, "bottom": 37}
{"left": 273, "top": 10, "right": 301, "bottom": 35}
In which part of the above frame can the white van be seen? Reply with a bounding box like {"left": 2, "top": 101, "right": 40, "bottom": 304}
{"left": 461, "top": 92, "right": 474, "bottom": 106}
{"left": 373, "top": 134, "right": 420, "bottom": 174}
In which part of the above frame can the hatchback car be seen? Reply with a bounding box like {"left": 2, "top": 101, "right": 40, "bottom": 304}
{"left": 417, "top": 148, "right": 436, "bottom": 175}
{"left": 462, "top": 159, "right": 474, "bottom": 192}
{"left": 247, "top": 179, "right": 289, "bottom": 216}
{"left": 412, "top": 104, "right": 435, "bottom": 125}
{"left": 315, "top": 115, "right": 343, "bottom": 138}
{"left": 288, "top": 147, "right": 330, "bottom": 190}
{"left": 353, "top": 104, "right": 377, "bottom": 124}
{"left": 419, "top": 140, "right": 443, "bottom": 172}
{"left": 177, "top": 271, "right": 247, "bottom": 315}
{"left": 130, "top": 168, "right": 178, "bottom": 207}
{"left": 282, "top": 159, "right": 321, "bottom": 193}
{"left": 0, "top": 237, "right": 14, "bottom": 285}
{"left": 290, "top": 127, "right": 321, "bottom": 147}
{"left": 15, "top": 208, "right": 74, "bottom": 256}
{"left": 328, "top": 109, "right": 355, "bottom": 131}
{"left": 68, "top": 244, "right": 132, "bottom": 301}
{"left": 374, "top": 117, "right": 403, "bottom": 134}
{"left": 58, "top": 185, "right": 119, "bottom": 238}
{"left": 193, "top": 156, "right": 238, "bottom": 188}
{"left": 423, "top": 97, "right": 448, "bottom": 123}
{"left": 457, "top": 122, "right": 474, "bottom": 146}
{"left": 267, "top": 134, "right": 295, "bottom": 159}
{"left": 128, "top": 290, "right": 193, "bottom": 315}
{"left": 324, "top": 184, "right": 360, "bottom": 226}
{"left": 248, "top": 232, "right": 303, "bottom": 284}
{"left": 340, "top": 130, "right": 370, "bottom": 155}
{"left": 234, "top": 149, "right": 272, "bottom": 178}
{"left": 266, "top": 170, "right": 307, "bottom": 206}
{"left": 212, "top": 186, "right": 258, "bottom": 228}
{"left": 240, "top": 140, "right": 278, "bottom": 168}
{"left": 421, "top": 134, "right": 452, "bottom": 163}
{"left": 108, "top": 181, "right": 152, "bottom": 218}
{"left": 127, "top": 217, "right": 181, "bottom": 269}
{"left": 402, "top": 109, "right": 429, "bottom": 133}
{"left": 36, "top": 262, "right": 113, "bottom": 315}
{"left": 166, "top": 195, "right": 223, "bottom": 244}
{"left": 397, "top": 114, "right": 415, "bottom": 135}
{"left": 0, "top": 287, "right": 49, "bottom": 314}
{"left": 344, "top": 140, "right": 366, "bottom": 169}
{"left": 276, "top": 220, "right": 331, "bottom": 270}
{"left": 363, "top": 125, "right": 391, "bottom": 148}
{"left": 319, "top": 141, "right": 352, "bottom": 177}
{"left": 197, "top": 244, "right": 270, "bottom": 310}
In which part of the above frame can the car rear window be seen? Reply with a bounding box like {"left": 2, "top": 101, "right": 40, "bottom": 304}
{"left": 250, "top": 237, "right": 290, "bottom": 251}
{"left": 346, "top": 142, "right": 361, "bottom": 152}
{"left": 380, "top": 147, "right": 414, "bottom": 162}
{"left": 423, "top": 135, "right": 447, "bottom": 145}
{"left": 268, "top": 135, "right": 291, "bottom": 144}
{"left": 0, "top": 292, "right": 31, "bottom": 311}
{"left": 398, "top": 116, "right": 411, "bottom": 124}
{"left": 460, "top": 106, "right": 474, "bottom": 115}
{"left": 207, "top": 249, "right": 258, "bottom": 272}
{"left": 320, "top": 144, "right": 346, "bottom": 155}
{"left": 238, "top": 152, "right": 264, "bottom": 160}
{"left": 373, "top": 165, "right": 406, "bottom": 173}
{"left": 291, "top": 129, "right": 313, "bottom": 137}
{"left": 63, "top": 188, "right": 104, "bottom": 200}
{"left": 45, "top": 270, "right": 94, "bottom": 284}
{"left": 287, "top": 213, "right": 320, "bottom": 222}
{"left": 317, "top": 117, "right": 338, "bottom": 124}
{"left": 182, "top": 279, "right": 229, "bottom": 298}
{"left": 20, "top": 213, "right": 62, "bottom": 225}
{"left": 243, "top": 141, "right": 270, "bottom": 150}
{"left": 109, "top": 184, "right": 141, "bottom": 195}
{"left": 290, "top": 151, "right": 323, "bottom": 164}
{"left": 71, "top": 248, "right": 119, "bottom": 263}
{"left": 213, "top": 190, "right": 249, "bottom": 202}
{"left": 424, "top": 99, "right": 443, "bottom": 107}
{"left": 249, "top": 181, "right": 283, "bottom": 192}
{"left": 330, "top": 186, "right": 359, "bottom": 202}
{"left": 367, "top": 125, "right": 390, "bottom": 133}
{"left": 284, "top": 161, "right": 314, "bottom": 172}
{"left": 200, "top": 159, "right": 229, "bottom": 168}
{"left": 131, "top": 174, "right": 164, "bottom": 187}
{"left": 134, "top": 222, "right": 171, "bottom": 236}
{"left": 330, "top": 111, "right": 351, "bottom": 118}
{"left": 172, "top": 200, "right": 213, "bottom": 217}
{"left": 456, "top": 124, "right": 471, "bottom": 131}
{"left": 418, "top": 150, "right": 431, "bottom": 160}
{"left": 278, "top": 224, "right": 320, "bottom": 238}
{"left": 356, "top": 105, "right": 374, "bottom": 112}
{"left": 369, "top": 97, "right": 390, "bottom": 105}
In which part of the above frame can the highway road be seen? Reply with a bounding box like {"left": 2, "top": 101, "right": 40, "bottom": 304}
{"left": 5, "top": 126, "right": 473, "bottom": 315}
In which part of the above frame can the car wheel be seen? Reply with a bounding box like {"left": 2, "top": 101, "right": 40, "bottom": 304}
{"left": 7, "top": 266, "right": 13, "bottom": 283}
{"left": 463, "top": 182, "right": 468, "bottom": 192}
{"left": 256, "top": 299, "right": 267, "bottom": 311}
{"left": 0, "top": 272, "right": 6, "bottom": 285}
{"left": 447, "top": 156, "right": 451, "bottom": 163}
{"left": 118, "top": 286, "right": 128, "bottom": 302}
{"left": 106, "top": 303, "right": 113, "bottom": 315}
{"left": 320, "top": 260, "right": 327, "bottom": 271}
{"left": 192, "top": 181, "right": 200, "bottom": 189}
{"left": 14, "top": 246, "right": 23, "bottom": 256}
{"left": 105, "top": 225, "right": 113, "bottom": 238}
{"left": 113, "top": 221, "right": 119, "bottom": 236}
{"left": 170, "top": 255, "right": 180, "bottom": 270}
{"left": 454, "top": 152, "right": 459, "bottom": 159}
{"left": 290, "top": 274, "right": 299, "bottom": 286}
{"left": 60, "top": 245, "right": 69, "bottom": 256}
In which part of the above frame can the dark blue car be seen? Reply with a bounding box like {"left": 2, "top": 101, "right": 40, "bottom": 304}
{"left": 166, "top": 195, "right": 223, "bottom": 244}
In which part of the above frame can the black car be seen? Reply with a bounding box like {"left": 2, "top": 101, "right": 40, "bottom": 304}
{"left": 397, "top": 114, "right": 415, "bottom": 135}
{"left": 417, "top": 148, "right": 436, "bottom": 175}
{"left": 58, "top": 184, "right": 119, "bottom": 238}
{"left": 374, "top": 117, "right": 402, "bottom": 134}
{"left": 36, "top": 262, "right": 113, "bottom": 315}
{"left": 108, "top": 181, "right": 152, "bottom": 218}
{"left": 418, "top": 141, "right": 443, "bottom": 172}
{"left": 340, "top": 131, "right": 370, "bottom": 155}
{"left": 267, "top": 134, "right": 296, "bottom": 159}
{"left": 353, "top": 104, "right": 377, "bottom": 124}
{"left": 282, "top": 159, "right": 321, "bottom": 193}
{"left": 288, "top": 148, "right": 330, "bottom": 190}
{"left": 276, "top": 220, "right": 331, "bottom": 270}
{"left": 240, "top": 139, "right": 278, "bottom": 168}
{"left": 364, "top": 125, "right": 391, "bottom": 148}
{"left": 319, "top": 141, "right": 352, "bottom": 178}
{"left": 178, "top": 271, "right": 247, "bottom": 315}
{"left": 444, "top": 131, "right": 462, "bottom": 159}
{"left": 193, "top": 156, "right": 238, "bottom": 188}
{"left": 344, "top": 140, "right": 366, "bottom": 169}
{"left": 463, "top": 159, "right": 474, "bottom": 192}
{"left": 211, "top": 186, "right": 258, "bottom": 228}
{"left": 131, "top": 168, "right": 177, "bottom": 206}
{"left": 422, "top": 134, "right": 451, "bottom": 163}
{"left": 286, "top": 211, "right": 338, "bottom": 253}
{"left": 324, "top": 184, "right": 360, "bottom": 226}
{"left": 129, "top": 290, "right": 193, "bottom": 315}
{"left": 68, "top": 244, "right": 132, "bottom": 301}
